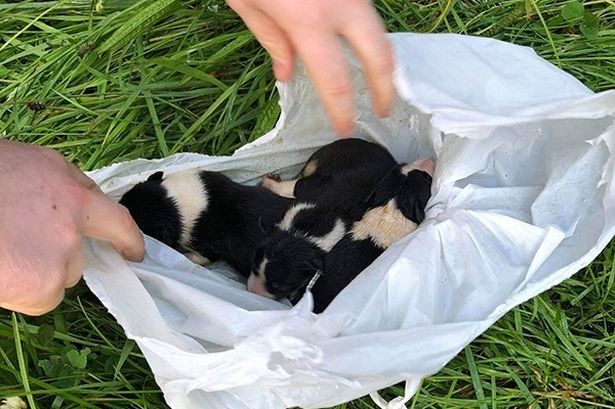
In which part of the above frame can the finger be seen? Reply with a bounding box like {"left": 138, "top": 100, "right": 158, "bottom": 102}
{"left": 336, "top": 5, "right": 395, "bottom": 117}
{"left": 64, "top": 241, "right": 85, "bottom": 288}
{"left": 231, "top": 5, "right": 295, "bottom": 81}
{"left": 289, "top": 29, "right": 355, "bottom": 136}
{"left": 80, "top": 190, "right": 145, "bottom": 262}
{"left": 66, "top": 161, "right": 102, "bottom": 193}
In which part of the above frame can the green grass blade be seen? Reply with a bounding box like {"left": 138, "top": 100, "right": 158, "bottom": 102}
{"left": 465, "top": 346, "right": 488, "bottom": 409}
{"left": 97, "top": 0, "right": 180, "bottom": 54}
{"left": 12, "top": 313, "right": 38, "bottom": 409}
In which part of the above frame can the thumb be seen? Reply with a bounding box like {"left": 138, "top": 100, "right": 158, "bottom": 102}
{"left": 80, "top": 189, "right": 145, "bottom": 261}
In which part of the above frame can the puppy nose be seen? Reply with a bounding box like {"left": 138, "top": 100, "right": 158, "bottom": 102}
{"left": 411, "top": 159, "right": 435, "bottom": 177}
{"left": 247, "top": 274, "right": 273, "bottom": 299}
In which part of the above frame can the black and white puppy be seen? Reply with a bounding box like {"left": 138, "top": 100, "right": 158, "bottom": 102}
{"left": 247, "top": 202, "right": 350, "bottom": 299}
{"left": 119, "top": 170, "right": 292, "bottom": 277}
{"left": 311, "top": 159, "right": 435, "bottom": 313}
{"left": 261, "top": 138, "right": 398, "bottom": 209}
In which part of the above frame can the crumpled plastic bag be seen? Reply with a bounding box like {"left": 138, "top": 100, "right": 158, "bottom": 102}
{"left": 84, "top": 33, "right": 615, "bottom": 409}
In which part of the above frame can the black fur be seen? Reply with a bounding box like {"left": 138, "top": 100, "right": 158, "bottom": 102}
{"left": 293, "top": 139, "right": 398, "bottom": 209}
{"left": 310, "top": 166, "right": 434, "bottom": 313}
{"left": 189, "top": 171, "right": 292, "bottom": 276}
{"left": 119, "top": 174, "right": 182, "bottom": 249}
{"left": 119, "top": 170, "right": 292, "bottom": 277}
{"left": 311, "top": 237, "right": 383, "bottom": 313}
{"left": 366, "top": 164, "right": 433, "bottom": 223}
{"left": 252, "top": 203, "right": 351, "bottom": 299}
{"left": 252, "top": 230, "right": 325, "bottom": 299}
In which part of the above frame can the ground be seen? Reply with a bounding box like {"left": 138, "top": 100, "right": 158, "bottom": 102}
{"left": 0, "top": 0, "right": 614, "bottom": 408}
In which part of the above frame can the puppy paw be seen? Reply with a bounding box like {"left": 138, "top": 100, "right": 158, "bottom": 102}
{"left": 265, "top": 172, "right": 282, "bottom": 182}
{"left": 261, "top": 173, "right": 281, "bottom": 190}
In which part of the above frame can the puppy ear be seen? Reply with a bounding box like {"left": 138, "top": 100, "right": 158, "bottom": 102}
{"left": 412, "top": 199, "right": 427, "bottom": 224}
{"left": 397, "top": 171, "right": 432, "bottom": 223}
{"left": 147, "top": 171, "right": 164, "bottom": 182}
{"left": 365, "top": 165, "right": 402, "bottom": 207}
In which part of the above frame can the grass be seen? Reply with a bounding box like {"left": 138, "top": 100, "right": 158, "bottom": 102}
{"left": 0, "top": 0, "right": 614, "bottom": 407}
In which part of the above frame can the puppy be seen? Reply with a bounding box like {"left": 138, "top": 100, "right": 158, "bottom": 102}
{"left": 119, "top": 170, "right": 292, "bottom": 277}
{"left": 310, "top": 159, "right": 435, "bottom": 313}
{"left": 247, "top": 202, "right": 350, "bottom": 299}
{"left": 261, "top": 138, "right": 398, "bottom": 209}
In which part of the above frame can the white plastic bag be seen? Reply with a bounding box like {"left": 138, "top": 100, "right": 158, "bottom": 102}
{"left": 84, "top": 33, "right": 615, "bottom": 409}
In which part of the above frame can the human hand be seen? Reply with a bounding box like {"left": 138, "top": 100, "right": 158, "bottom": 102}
{"left": 0, "top": 141, "right": 145, "bottom": 316}
{"left": 227, "top": 0, "right": 394, "bottom": 136}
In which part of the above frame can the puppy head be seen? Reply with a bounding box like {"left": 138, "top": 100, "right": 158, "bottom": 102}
{"left": 119, "top": 171, "right": 182, "bottom": 248}
{"left": 247, "top": 230, "right": 324, "bottom": 300}
{"left": 397, "top": 160, "right": 434, "bottom": 223}
{"left": 367, "top": 159, "right": 434, "bottom": 224}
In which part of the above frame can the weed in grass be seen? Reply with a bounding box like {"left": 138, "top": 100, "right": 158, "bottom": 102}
{"left": 0, "top": 0, "right": 614, "bottom": 408}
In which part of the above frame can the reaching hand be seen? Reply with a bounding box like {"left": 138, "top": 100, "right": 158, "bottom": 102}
{"left": 227, "top": 0, "right": 395, "bottom": 136}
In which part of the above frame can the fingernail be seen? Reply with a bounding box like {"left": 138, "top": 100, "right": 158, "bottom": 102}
{"left": 379, "top": 103, "right": 392, "bottom": 118}
{"left": 377, "top": 104, "right": 391, "bottom": 118}
{"left": 337, "top": 122, "right": 355, "bottom": 138}
{"left": 375, "top": 108, "right": 386, "bottom": 118}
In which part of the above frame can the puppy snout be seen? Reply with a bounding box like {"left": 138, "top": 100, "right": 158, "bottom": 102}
{"left": 247, "top": 273, "right": 274, "bottom": 299}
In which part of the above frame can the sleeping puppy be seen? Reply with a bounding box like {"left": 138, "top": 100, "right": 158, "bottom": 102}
{"left": 247, "top": 202, "right": 350, "bottom": 299}
{"left": 261, "top": 138, "right": 398, "bottom": 209}
{"left": 119, "top": 170, "right": 292, "bottom": 277}
{"left": 310, "top": 159, "right": 435, "bottom": 313}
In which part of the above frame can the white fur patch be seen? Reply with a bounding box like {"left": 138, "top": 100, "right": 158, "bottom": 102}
{"left": 272, "top": 179, "right": 297, "bottom": 198}
{"left": 308, "top": 218, "right": 346, "bottom": 252}
{"left": 350, "top": 200, "right": 418, "bottom": 248}
{"left": 258, "top": 257, "right": 268, "bottom": 276}
{"left": 277, "top": 202, "right": 316, "bottom": 231}
{"left": 262, "top": 176, "right": 297, "bottom": 198}
{"left": 184, "top": 252, "right": 211, "bottom": 266}
{"left": 247, "top": 258, "right": 273, "bottom": 298}
{"left": 302, "top": 159, "right": 318, "bottom": 177}
{"left": 162, "top": 171, "right": 208, "bottom": 248}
